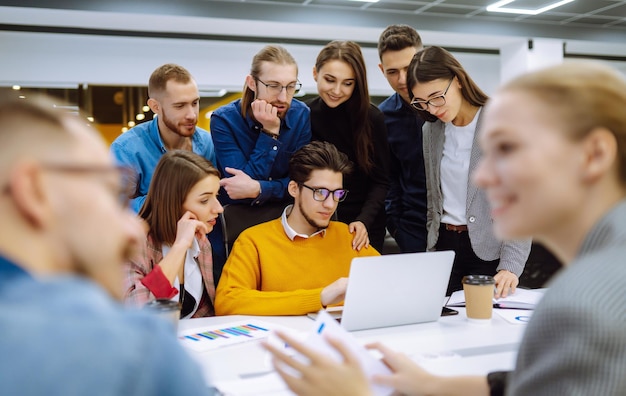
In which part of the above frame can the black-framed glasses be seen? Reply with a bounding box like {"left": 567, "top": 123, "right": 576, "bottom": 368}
{"left": 410, "top": 78, "right": 454, "bottom": 110}
{"left": 255, "top": 78, "right": 302, "bottom": 96}
{"left": 300, "top": 183, "right": 348, "bottom": 202}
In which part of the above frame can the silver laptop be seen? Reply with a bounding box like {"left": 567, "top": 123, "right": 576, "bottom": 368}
{"left": 338, "top": 251, "right": 455, "bottom": 331}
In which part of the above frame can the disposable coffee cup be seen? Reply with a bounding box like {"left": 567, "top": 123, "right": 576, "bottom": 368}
{"left": 462, "top": 275, "right": 495, "bottom": 323}
{"left": 144, "top": 299, "right": 181, "bottom": 330}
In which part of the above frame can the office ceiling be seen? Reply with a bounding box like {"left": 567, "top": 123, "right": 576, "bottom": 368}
{"left": 1, "top": 0, "right": 624, "bottom": 42}
{"left": 213, "top": 0, "right": 626, "bottom": 30}
{"left": 1, "top": 0, "right": 624, "bottom": 127}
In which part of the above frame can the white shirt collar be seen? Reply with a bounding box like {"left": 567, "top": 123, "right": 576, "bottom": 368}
{"left": 281, "top": 204, "right": 327, "bottom": 241}
{"left": 161, "top": 237, "right": 202, "bottom": 319}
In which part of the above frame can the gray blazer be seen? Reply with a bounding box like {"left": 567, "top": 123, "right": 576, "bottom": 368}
{"left": 507, "top": 201, "right": 626, "bottom": 395}
{"left": 422, "top": 111, "right": 530, "bottom": 276}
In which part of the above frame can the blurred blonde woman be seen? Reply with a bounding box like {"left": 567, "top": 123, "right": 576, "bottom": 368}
{"left": 265, "top": 62, "right": 626, "bottom": 396}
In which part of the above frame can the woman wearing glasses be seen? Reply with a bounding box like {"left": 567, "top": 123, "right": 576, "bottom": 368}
{"left": 307, "top": 41, "right": 390, "bottom": 253}
{"left": 124, "top": 150, "right": 223, "bottom": 318}
{"left": 408, "top": 46, "right": 530, "bottom": 297}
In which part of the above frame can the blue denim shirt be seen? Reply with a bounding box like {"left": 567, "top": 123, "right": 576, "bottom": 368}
{"left": 210, "top": 98, "right": 311, "bottom": 206}
{"left": 110, "top": 118, "right": 216, "bottom": 213}
{"left": 0, "top": 255, "right": 209, "bottom": 395}
{"left": 379, "top": 93, "right": 428, "bottom": 252}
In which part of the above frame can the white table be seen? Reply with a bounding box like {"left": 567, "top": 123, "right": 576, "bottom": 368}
{"left": 178, "top": 308, "right": 527, "bottom": 393}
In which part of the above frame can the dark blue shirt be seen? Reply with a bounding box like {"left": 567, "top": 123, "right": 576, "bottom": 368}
{"left": 379, "top": 93, "right": 427, "bottom": 252}
{"left": 210, "top": 98, "right": 311, "bottom": 206}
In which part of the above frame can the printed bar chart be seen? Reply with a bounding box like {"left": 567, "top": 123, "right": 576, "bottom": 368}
{"left": 179, "top": 321, "right": 275, "bottom": 351}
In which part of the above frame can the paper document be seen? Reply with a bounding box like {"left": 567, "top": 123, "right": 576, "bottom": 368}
{"left": 292, "top": 310, "right": 394, "bottom": 396}
{"left": 495, "top": 309, "right": 534, "bottom": 324}
{"left": 213, "top": 311, "right": 394, "bottom": 396}
{"left": 446, "top": 288, "right": 546, "bottom": 310}
{"left": 178, "top": 320, "right": 281, "bottom": 352}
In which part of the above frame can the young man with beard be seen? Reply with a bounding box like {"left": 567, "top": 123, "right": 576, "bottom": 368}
{"left": 0, "top": 95, "right": 208, "bottom": 395}
{"left": 110, "top": 63, "right": 216, "bottom": 213}
{"left": 209, "top": 46, "right": 312, "bottom": 285}
{"left": 214, "top": 142, "right": 379, "bottom": 316}
{"left": 378, "top": 25, "right": 428, "bottom": 253}
{"left": 210, "top": 45, "right": 311, "bottom": 206}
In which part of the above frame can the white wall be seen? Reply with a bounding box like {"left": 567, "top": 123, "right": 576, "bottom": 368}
{"left": 1, "top": 3, "right": 624, "bottom": 97}
{"left": 0, "top": 30, "right": 501, "bottom": 97}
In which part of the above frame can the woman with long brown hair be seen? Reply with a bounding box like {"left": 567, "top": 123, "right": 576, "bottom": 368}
{"left": 408, "top": 46, "right": 530, "bottom": 297}
{"left": 124, "top": 150, "right": 223, "bottom": 318}
{"left": 307, "top": 40, "right": 390, "bottom": 253}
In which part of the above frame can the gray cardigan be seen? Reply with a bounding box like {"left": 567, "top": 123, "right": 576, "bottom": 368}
{"left": 422, "top": 111, "right": 530, "bottom": 276}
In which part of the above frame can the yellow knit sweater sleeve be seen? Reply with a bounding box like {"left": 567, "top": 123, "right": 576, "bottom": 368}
{"left": 214, "top": 219, "right": 379, "bottom": 316}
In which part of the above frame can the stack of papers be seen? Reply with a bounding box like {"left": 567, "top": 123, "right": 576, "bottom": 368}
{"left": 446, "top": 288, "right": 546, "bottom": 310}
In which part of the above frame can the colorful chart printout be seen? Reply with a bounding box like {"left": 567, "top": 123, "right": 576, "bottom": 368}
{"left": 179, "top": 321, "right": 276, "bottom": 351}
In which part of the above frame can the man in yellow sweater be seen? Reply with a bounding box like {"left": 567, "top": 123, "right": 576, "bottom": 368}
{"left": 215, "top": 141, "right": 380, "bottom": 315}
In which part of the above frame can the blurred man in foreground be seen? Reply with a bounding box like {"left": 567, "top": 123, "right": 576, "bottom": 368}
{"left": 0, "top": 95, "right": 209, "bottom": 395}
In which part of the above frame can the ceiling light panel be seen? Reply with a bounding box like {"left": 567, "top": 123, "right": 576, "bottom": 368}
{"left": 487, "top": 0, "right": 576, "bottom": 15}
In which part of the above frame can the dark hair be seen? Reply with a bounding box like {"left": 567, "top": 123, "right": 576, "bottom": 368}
{"left": 241, "top": 45, "right": 298, "bottom": 119}
{"left": 501, "top": 61, "right": 626, "bottom": 185}
{"left": 139, "top": 150, "right": 220, "bottom": 246}
{"left": 377, "top": 24, "right": 423, "bottom": 60}
{"left": 289, "top": 141, "right": 354, "bottom": 185}
{"left": 407, "top": 46, "right": 488, "bottom": 122}
{"left": 315, "top": 40, "right": 374, "bottom": 173}
{"left": 148, "top": 64, "right": 194, "bottom": 98}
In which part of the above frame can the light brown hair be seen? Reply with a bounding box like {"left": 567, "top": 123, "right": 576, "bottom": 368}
{"left": 241, "top": 45, "right": 298, "bottom": 119}
{"left": 148, "top": 63, "right": 194, "bottom": 98}
{"left": 501, "top": 61, "right": 626, "bottom": 184}
{"left": 0, "top": 94, "right": 92, "bottom": 176}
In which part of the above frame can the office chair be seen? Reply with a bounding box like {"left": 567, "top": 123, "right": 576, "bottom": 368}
{"left": 220, "top": 201, "right": 287, "bottom": 257}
